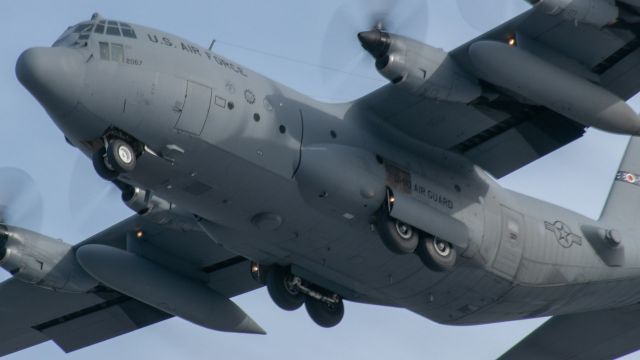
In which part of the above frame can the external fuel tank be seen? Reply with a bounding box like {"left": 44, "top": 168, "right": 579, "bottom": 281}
{"left": 469, "top": 40, "right": 640, "bottom": 135}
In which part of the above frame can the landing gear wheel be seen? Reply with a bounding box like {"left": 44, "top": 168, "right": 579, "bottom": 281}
{"left": 376, "top": 208, "right": 419, "bottom": 254}
{"left": 92, "top": 147, "right": 118, "bottom": 181}
{"left": 266, "top": 266, "right": 305, "bottom": 311}
{"left": 416, "top": 235, "right": 457, "bottom": 272}
{"left": 305, "top": 296, "right": 344, "bottom": 328}
{"left": 106, "top": 139, "right": 137, "bottom": 173}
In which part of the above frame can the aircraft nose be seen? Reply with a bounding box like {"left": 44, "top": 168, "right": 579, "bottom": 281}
{"left": 15, "top": 47, "right": 86, "bottom": 116}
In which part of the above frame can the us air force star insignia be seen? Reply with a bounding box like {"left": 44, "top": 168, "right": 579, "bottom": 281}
{"left": 544, "top": 221, "right": 583, "bottom": 248}
{"left": 616, "top": 171, "right": 640, "bottom": 186}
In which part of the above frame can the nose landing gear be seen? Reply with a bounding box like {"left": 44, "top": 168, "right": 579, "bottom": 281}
{"left": 92, "top": 134, "right": 141, "bottom": 181}
{"left": 263, "top": 265, "right": 345, "bottom": 328}
{"left": 106, "top": 139, "right": 137, "bottom": 173}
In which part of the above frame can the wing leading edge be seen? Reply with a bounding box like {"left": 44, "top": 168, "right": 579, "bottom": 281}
{"left": 356, "top": 7, "right": 640, "bottom": 178}
{"left": 0, "top": 215, "right": 262, "bottom": 356}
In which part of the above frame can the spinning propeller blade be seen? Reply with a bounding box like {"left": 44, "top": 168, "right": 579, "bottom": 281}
{"left": 319, "top": 0, "right": 430, "bottom": 92}
{"left": 68, "top": 154, "right": 122, "bottom": 233}
{"left": 0, "top": 167, "right": 43, "bottom": 231}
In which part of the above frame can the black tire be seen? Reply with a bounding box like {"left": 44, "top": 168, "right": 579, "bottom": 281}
{"left": 416, "top": 235, "right": 457, "bottom": 272}
{"left": 266, "top": 266, "right": 305, "bottom": 311}
{"left": 92, "top": 147, "right": 118, "bottom": 181}
{"left": 305, "top": 296, "right": 344, "bottom": 328}
{"left": 106, "top": 139, "right": 137, "bottom": 173}
{"left": 376, "top": 208, "right": 419, "bottom": 254}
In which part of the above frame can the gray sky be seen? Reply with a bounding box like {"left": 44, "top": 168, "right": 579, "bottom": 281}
{"left": 2, "top": 0, "right": 639, "bottom": 359}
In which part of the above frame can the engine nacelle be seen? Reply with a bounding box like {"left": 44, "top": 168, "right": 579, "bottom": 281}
{"left": 295, "top": 145, "right": 386, "bottom": 221}
{"left": 469, "top": 40, "right": 640, "bottom": 135}
{"left": 0, "top": 224, "right": 97, "bottom": 293}
{"left": 358, "top": 30, "right": 481, "bottom": 103}
{"left": 529, "top": 0, "right": 618, "bottom": 27}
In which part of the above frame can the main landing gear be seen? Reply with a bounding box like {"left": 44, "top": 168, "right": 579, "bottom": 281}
{"left": 376, "top": 204, "right": 457, "bottom": 272}
{"left": 258, "top": 265, "right": 345, "bottom": 328}
{"left": 92, "top": 135, "right": 140, "bottom": 181}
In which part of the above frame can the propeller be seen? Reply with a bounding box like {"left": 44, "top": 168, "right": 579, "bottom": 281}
{"left": 319, "top": 0, "right": 430, "bottom": 89}
{"left": 0, "top": 167, "right": 43, "bottom": 231}
{"left": 68, "top": 154, "right": 121, "bottom": 235}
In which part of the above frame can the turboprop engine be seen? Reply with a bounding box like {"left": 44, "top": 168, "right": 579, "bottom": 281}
{"left": 0, "top": 224, "right": 97, "bottom": 293}
{"left": 358, "top": 29, "right": 481, "bottom": 103}
{"left": 526, "top": 0, "right": 619, "bottom": 28}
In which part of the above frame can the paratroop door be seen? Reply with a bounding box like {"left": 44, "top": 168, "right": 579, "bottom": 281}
{"left": 175, "top": 81, "right": 212, "bottom": 135}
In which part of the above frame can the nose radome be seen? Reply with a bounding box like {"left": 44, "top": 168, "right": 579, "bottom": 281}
{"left": 16, "top": 47, "right": 86, "bottom": 116}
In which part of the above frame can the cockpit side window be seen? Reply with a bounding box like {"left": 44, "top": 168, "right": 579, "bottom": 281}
{"left": 120, "top": 23, "right": 137, "bottom": 39}
{"left": 54, "top": 22, "right": 92, "bottom": 48}
{"left": 99, "top": 42, "right": 110, "bottom": 60}
{"left": 111, "top": 43, "right": 124, "bottom": 63}
{"left": 73, "top": 23, "right": 93, "bottom": 33}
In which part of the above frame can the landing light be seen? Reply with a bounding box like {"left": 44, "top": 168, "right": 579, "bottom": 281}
{"left": 507, "top": 36, "right": 517, "bottom": 47}
{"left": 250, "top": 262, "right": 265, "bottom": 284}
{"left": 136, "top": 230, "right": 144, "bottom": 239}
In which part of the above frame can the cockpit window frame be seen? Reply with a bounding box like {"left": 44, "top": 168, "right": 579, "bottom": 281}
{"left": 106, "top": 25, "right": 121, "bottom": 36}
{"left": 120, "top": 22, "right": 137, "bottom": 39}
{"left": 94, "top": 23, "right": 105, "bottom": 34}
{"left": 54, "top": 17, "right": 138, "bottom": 49}
{"left": 73, "top": 23, "right": 93, "bottom": 33}
{"left": 53, "top": 22, "right": 93, "bottom": 48}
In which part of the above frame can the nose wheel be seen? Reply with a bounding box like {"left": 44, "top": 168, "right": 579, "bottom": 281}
{"left": 92, "top": 147, "right": 118, "bottom": 181}
{"left": 92, "top": 137, "right": 139, "bottom": 181}
{"left": 264, "top": 266, "right": 345, "bottom": 328}
{"left": 106, "top": 139, "right": 137, "bottom": 173}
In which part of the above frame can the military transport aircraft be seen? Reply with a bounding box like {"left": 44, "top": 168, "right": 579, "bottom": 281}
{"left": 8, "top": 0, "right": 640, "bottom": 358}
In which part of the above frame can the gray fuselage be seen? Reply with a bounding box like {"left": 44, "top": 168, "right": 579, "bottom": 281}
{"left": 32, "top": 18, "right": 640, "bottom": 326}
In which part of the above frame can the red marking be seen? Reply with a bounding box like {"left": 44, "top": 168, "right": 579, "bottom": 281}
{"left": 627, "top": 174, "right": 637, "bottom": 183}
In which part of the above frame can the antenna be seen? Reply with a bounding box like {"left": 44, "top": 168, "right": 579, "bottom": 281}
{"left": 208, "top": 39, "right": 216, "bottom": 51}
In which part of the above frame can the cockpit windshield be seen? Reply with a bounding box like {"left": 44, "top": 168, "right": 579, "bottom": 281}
{"left": 93, "top": 20, "right": 137, "bottom": 39}
{"left": 52, "top": 14, "right": 137, "bottom": 49}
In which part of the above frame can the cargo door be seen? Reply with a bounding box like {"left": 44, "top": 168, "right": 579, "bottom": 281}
{"left": 175, "top": 81, "right": 212, "bottom": 136}
{"left": 492, "top": 206, "right": 525, "bottom": 279}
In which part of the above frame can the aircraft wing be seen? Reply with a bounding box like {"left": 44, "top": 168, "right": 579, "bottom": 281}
{"left": 0, "top": 215, "right": 261, "bottom": 356}
{"left": 500, "top": 304, "right": 640, "bottom": 359}
{"left": 356, "top": 7, "right": 640, "bottom": 178}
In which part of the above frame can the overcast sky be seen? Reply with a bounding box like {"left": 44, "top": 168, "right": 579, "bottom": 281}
{"left": 2, "top": 0, "right": 639, "bottom": 359}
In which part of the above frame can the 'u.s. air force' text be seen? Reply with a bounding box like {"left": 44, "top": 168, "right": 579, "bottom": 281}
{"left": 146, "top": 33, "right": 248, "bottom": 77}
